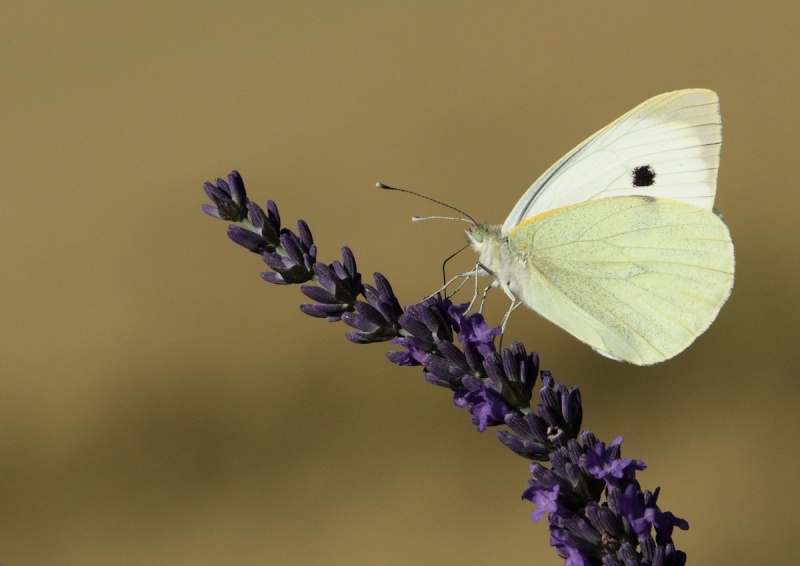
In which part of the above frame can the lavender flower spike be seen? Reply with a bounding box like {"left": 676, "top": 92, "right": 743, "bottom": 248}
{"left": 202, "top": 171, "right": 690, "bottom": 565}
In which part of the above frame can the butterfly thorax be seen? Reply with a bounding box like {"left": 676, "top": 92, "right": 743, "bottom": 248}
{"left": 467, "top": 223, "right": 527, "bottom": 300}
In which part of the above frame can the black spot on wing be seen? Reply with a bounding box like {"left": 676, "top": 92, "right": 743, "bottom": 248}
{"left": 631, "top": 165, "right": 656, "bottom": 187}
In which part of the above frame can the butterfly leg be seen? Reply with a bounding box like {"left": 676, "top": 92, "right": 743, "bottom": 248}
{"left": 476, "top": 280, "right": 495, "bottom": 313}
{"left": 426, "top": 262, "right": 492, "bottom": 304}
{"left": 500, "top": 299, "right": 523, "bottom": 333}
{"left": 495, "top": 299, "right": 521, "bottom": 349}
{"left": 426, "top": 272, "right": 472, "bottom": 300}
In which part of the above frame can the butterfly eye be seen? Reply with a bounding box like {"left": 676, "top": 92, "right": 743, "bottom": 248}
{"left": 468, "top": 225, "right": 486, "bottom": 243}
{"left": 631, "top": 165, "right": 656, "bottom": 187}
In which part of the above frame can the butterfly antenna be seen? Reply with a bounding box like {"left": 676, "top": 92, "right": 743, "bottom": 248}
{"left": 376, "top": 182, "right": 477, "bottom": 224}
{"left": 411, "top": 215, "right": 473, "bottom": 223}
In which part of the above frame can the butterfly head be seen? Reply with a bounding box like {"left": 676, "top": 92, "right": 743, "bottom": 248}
{"left": 467, "top": 223, "right": 505, "bottom": 263}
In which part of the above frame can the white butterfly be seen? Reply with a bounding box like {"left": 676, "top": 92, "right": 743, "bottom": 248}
{"left": 467, "top": 89, "right": 735, "bottom": 365}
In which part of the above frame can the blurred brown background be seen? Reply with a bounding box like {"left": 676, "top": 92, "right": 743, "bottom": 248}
{"left": 1, "top": 2, "right": 797, "bottom": 564}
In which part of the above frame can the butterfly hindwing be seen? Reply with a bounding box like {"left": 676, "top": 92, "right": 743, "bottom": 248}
{"left": 506, "top": 196, "right": 734, "bottom": 365}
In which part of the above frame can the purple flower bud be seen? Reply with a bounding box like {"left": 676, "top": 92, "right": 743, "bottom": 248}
{"left": 340, "top": 271, "right": 402, "bottom": 343}
{"left": 228, "top": 225, "right": 271, "bottom": 254}
{"left": 247, "top": 201, "right": 280, "bottom": 246}
{"left": 258, "top": 229, "right": 316, "bottom": 284}
{"left": 536, "top": 371, "right": 583, "bottom": 441}
{"left": 202, "top": 171, "right": 249, "bottom": 221}
{"left": 497, "top": 412, "right": 551, "bottom": 460}
{"left": 482, "top": 342, "right": 539, "bottom": 410}
{"left": 298, "top": 249, "right": 364, "bottom": 322}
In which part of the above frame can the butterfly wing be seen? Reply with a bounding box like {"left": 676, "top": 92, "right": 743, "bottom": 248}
{"left": 502, "top": 89, "right": 722, "bottom": 235}
{"left": 507, "top": 196, "right": 734, "bottom": 365}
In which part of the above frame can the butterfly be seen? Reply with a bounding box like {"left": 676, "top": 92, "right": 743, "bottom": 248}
{"left": 467, "top": 89, "right": 735, "bottom": 365}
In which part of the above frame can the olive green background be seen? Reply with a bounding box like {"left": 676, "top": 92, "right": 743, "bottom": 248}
{"left": 2, "top": 2, "right": 797, "bottom": 564}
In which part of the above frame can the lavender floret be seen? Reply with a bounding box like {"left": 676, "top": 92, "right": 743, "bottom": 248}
{"left": 300, "top": 248, "right": 364, "bottom": 321}
{"left": 202, "top": 170, "right": 249, "bottom": 222}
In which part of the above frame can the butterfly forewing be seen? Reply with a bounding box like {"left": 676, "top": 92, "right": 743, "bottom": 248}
{"left": 502, "top": 89, "right": 721, "bottom": 235}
